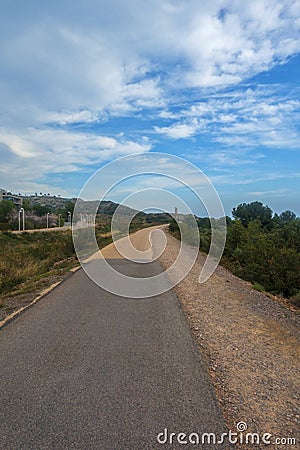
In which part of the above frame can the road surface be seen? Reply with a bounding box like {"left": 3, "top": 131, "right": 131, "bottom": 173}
{"left": 0, "top": 227, "right": 228, "bottom": 449}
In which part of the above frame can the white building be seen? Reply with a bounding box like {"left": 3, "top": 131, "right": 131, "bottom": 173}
{"left": 0, "top": 189, "right": 23, "bottom": 206}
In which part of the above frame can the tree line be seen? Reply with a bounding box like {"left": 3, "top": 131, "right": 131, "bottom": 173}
{"left": 170, "top": 201, "right": 300, "bottom": 303}
{"left": 0, "top": 199, "right": 75, "bottom": 230}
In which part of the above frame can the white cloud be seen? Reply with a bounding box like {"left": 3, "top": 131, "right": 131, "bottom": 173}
{"left": 154, "top": 123, "right": 197, "bottom": 139}
{"left": 122, "top": 79, "right": 162, "bottom": 103}
{"left": 46, "top": 110, "right": 100, "bottom": 125}
{"left": 0, "top": 127, "right": 151, "bottom": 193}
{"left": 206, "top": 149, "right": 266, "bottom": 167}
{"left": 0, "top": 0, "right": 299, "bottom": 195}
{"left": 248, "top": 189, "right": 290, "bottom": 196}
{"left": 155, "top": 87, "right": 300, "bottom": 148}
{"left": 1, "top": 128, "right": 151, "bottom": 163}
{"left": 1, "top": 0, "right": 299, "bottom": 121}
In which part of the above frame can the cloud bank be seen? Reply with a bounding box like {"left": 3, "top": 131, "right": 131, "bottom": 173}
{"left": 0, "top": 0, "right": 299, "bottom": 209}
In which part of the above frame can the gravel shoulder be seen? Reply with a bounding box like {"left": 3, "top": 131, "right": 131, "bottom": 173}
{"left": 159, "top": 232, "right": 299, "bottom": 447}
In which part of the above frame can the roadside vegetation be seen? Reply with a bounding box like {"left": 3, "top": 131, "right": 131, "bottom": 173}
{"left": 0, "top": 231, "right": 76, "bottom": 300}
{"left": 0, "top": 198, "right": 75, "bottom": 230}
{"left": 0, "top": 193, "right": 170, "bottom": 299}
{"left": 0, "top": 196, "right": 171, "bottom": 231}
{"left": 0, "top": 212, "right": 169, "bottom": 313}
{"left": 169, "top": 201, "right": 300, "bottom": 306}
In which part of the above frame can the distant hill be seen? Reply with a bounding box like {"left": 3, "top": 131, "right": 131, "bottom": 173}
{"left": 25, "top": 195, "right": 72, "bottom": 210}
{"left": 24, "top": 195, "right": 170, "bottom": 222}
{"left": 74, "top": 199, "right": 143, "bottom": 217}
{"left": 25, "top": 196, "right": 135, "bottom": 215}
{"left": 97, "top": 200, "right": 143, "bottom": 216}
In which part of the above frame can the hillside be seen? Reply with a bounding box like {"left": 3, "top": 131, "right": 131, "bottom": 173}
{"left": 25, "top": 195, "right": 168, "bottom": 219}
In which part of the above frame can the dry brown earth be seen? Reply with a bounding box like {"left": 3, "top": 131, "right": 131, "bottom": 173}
{"left": 159, "top": 232, "right": 299, "bottom": 448}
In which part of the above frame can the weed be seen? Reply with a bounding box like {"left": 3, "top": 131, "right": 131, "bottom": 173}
{"left": 252, "top": 282, "right": 265, "bottom": 292}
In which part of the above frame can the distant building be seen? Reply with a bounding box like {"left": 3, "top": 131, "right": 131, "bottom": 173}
{"left": 174, "top": 206, "right": 178, "bottom": 221}
{"left": 0, "top": 189, "right": 23, "bottom": 207}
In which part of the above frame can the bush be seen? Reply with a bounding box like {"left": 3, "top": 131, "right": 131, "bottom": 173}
{"left": 289, "top": 292, "right": 300, "bottom": 308}
{"left": 0, "top": 222, "right": 11, "bottom": 230}
{"left": 224, "top": 221, "right": 300, "bottom": 297}
{"left": 197, "top": 208, "right": 300, "bottom": 299}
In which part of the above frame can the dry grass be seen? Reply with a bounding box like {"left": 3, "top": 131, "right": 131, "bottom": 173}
{"left": 0, "top": 231, "right": 76, "bottom": 296}
{"left": 0, "top": 219, "right": 161, "bottom": 320}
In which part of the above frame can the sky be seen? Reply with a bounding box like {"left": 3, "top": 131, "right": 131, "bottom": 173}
{"left": 0, "top": 0, "right": 299, "bottom": 216}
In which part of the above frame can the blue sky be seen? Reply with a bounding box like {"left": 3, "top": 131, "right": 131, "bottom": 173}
{"left": 0, "top": 0, "right": 299, "bottom": 216}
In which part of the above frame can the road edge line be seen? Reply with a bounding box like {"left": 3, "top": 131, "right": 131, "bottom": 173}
{"left": 0, "top": 265, "right": 81, "bottom": 330}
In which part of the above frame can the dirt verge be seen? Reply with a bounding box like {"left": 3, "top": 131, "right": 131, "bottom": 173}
{"left": 159, "top": 232, "right": 299, "bottom": 448}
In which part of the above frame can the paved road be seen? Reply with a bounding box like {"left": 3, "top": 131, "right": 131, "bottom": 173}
{"left": 83, "top": 225, "right": 166, "bottom": 263}
{"left": 0, "top": 232, "right": 228, "bottom": 449}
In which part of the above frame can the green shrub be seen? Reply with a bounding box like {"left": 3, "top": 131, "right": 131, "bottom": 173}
{"left": 196, "top": 208, "right": 300, "bottom": 299}
{"left": 252, "top": 282, "right": 265, "bottom": 292}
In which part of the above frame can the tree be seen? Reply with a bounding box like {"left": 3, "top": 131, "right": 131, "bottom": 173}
{"left": 279, "top": 210, "right": 296, "bottom": 224}
{"left": 169, "top": 218, "right": 179, "bottom": 233}
{"left": 64, "top": 200, "right": 75, "bottom": 215}
{"left": 0, "top": 200, "right": 15, "bottom": 223}
{"left": 225, "top": 216, "right": 233, "bottom": 226}
{"left": 22, "top": 198, "right": 32, "bottom": 211}
{"left": 232, "top": 201, "right": 273, "bottom": 227}
{"left": 32, "top": 204, "right": 51, "bottom": 216}
{"left": 64, "top": 201, "right": 75, "bottom": 221}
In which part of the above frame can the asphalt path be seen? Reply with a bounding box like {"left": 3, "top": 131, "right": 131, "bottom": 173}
{"left": 0, "top": 232, "right": 228, "bottom": 449}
